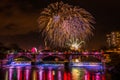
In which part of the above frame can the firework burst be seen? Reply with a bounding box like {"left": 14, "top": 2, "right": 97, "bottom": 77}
{"left": 67, "top": 38, "right": 85, "bottom": 51}
{"left": 38, "top": 1, "right": 95, "bottom": 49}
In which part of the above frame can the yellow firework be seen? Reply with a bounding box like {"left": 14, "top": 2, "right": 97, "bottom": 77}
{"left": 38, "top": 1, "right": 95, "bottom": 49}
{"left": 67, "top": 38, "right": 85, "bottom": 51}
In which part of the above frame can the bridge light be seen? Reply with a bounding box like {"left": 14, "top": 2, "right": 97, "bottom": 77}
{"left": 31, "top": 47, "right": 37, "bottom": 53}
{"left": 75, "top": 59, "right": 79, "bottom": 62}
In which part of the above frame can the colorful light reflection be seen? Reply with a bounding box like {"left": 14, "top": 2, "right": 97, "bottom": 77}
{"left": 58, "top": 71, "right": 62, "bottom": 80}
{"left": 24, "top": 68, "right": 30, "bottom": 80}
{"left": 9, "top": 68, "right": 13, "bottom": 80}
{"left": 33, "top": 70, "right": 37, "bottom": 80}
{"left": 72, "top": 68, "right": 85, "bottom": 80}
{"left": 4, "top": 66, "right": 105, "bottom": 80}
{"left": 39, "top": 69, "right": 43, "bottom": 80}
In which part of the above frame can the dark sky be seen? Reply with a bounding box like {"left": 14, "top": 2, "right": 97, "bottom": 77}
{"left": 0, "top": 0, "right": 120, "bottom": 50}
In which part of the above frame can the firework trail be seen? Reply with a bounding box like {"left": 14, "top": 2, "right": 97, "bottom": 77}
{"left": 38, "top": 1, "right": 95, "bottom": 49}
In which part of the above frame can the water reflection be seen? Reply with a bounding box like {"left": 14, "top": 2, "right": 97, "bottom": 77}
{"left": 72, "top": 68, "right": 84, "bottom": 80}
{"left": 5, "top": 70, "right": 8, "bottom": 80}
{"left": 38, "top": 68, "right": 43, "bottom": 80}
{"left": 58, "top": 71, "right": 62, "bottom": 80}
{"left": 3, "top": 66, "right": 105, "bottom": 80}
{"left": 24, "top": 68, "right": 30, "bottom": 80}
{"left": 9, "top": 68, "right": 13, "bottom": 80}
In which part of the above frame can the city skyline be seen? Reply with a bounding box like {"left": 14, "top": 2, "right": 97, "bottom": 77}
{"left": 0, "top": 0, "right": 120, "bottom": 50}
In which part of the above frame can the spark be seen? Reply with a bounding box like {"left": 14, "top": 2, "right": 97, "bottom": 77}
{"left": 38, "top": 1, "right": 95, "bottom": 49}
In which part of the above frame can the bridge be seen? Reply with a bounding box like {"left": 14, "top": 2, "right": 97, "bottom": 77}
{"left": 3, "top": 51, "right": 103, "bottom": 64}
{"left": 0, "top": 51, "right": 104, "bottom": 72}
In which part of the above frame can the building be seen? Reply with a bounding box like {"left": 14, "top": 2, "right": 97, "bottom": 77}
{"left": 106, "top": 31, "right": 120, "bottom": 48}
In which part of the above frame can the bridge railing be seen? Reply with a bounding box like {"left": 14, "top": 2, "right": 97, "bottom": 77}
{"left": 5, "top": 51, "right": 103, "bottom": 61}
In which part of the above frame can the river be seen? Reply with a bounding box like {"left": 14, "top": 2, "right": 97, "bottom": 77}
{"left": 0, "top": 65, "right": 105, "bottom": 80}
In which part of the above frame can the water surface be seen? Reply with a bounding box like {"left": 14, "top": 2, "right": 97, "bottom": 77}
{"left": 0, "top": 65, "right": 105, "bottom": 80}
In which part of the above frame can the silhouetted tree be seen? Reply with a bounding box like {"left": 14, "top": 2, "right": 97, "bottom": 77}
{"left": 8, "top": 43, "right": 23, "bottom": 52}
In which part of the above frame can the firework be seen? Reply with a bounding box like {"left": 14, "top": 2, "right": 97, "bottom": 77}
{"left": 67, "top": 38, "right": 85, "bottom": 51}
{"left": 38, "top": 1, "right": 95, "bottom": 49}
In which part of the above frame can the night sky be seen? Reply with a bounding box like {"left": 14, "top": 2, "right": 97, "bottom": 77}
{"left": 0, "top": 0, "right": 120, "bottom": 50}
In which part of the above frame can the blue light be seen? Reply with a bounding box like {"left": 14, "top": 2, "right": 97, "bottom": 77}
{"left": 71, "top": 62, "right": 102, "bottom": 66}
{"left": 70, "top": 62, "right": 104, "bottom": 71}
{"left": 37, "top": 64, "right": 64, "bottom": 69}
{"left": 9, "top": 61, "right": 31, "bottom": 66}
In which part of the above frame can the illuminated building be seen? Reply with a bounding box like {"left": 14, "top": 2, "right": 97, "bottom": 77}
{"left": 106, "top": 31, "right": 120, "bottom": 48}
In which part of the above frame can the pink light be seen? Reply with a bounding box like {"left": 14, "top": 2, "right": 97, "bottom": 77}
{"left": 83, "top": 52, "right": 89, "bottom": 55}
{"left": 48, "top": 68, "right": 52, "bottom": 80}
{"left": 9, "top": 68, "right": 13, "bottom": 80}
{"left": 95, "top": 52, "right": 100, "bottom": 54}
{"left": 24, "top": 69, "right": 30, "bottom": 80}
{"left": 17, "top": 67, "right": 20, "bottom": 80}
{"left": 31, "top": 47, "right": 37, "bottom": 53}
{"left": 95, "top": 73, "right": 101, "bottom": 80}
{"left": 39, "top": 69, "right": 43, "bottom": 80}
{"left": 17, "top": 67, "right": 22, "bottom": 80}
{"left": 58, "top": 71, "right": 62, "bottom": 80}
{"left": 84, "top": 71, "right": 90, "bottom": 80}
